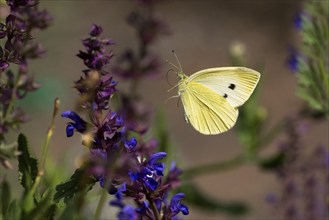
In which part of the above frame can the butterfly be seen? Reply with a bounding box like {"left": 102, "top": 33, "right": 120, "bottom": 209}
{"left": 168, "top": 53, "right": 260, "bottom": 135}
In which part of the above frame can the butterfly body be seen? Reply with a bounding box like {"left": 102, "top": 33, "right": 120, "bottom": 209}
{"left": 176, "top": 67, "right": 260, "bottom": 135}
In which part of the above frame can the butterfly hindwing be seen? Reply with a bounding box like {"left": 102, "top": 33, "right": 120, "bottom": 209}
{"left": 188, "top": 67, "right": 260, "bottom": 108}
{"left": 180, "top": 81, "right": 238, "bottom": 135}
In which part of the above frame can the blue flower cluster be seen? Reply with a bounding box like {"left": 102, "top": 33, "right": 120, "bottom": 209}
{"left": 62, "top": 24, "right": 188, "bottom": 219}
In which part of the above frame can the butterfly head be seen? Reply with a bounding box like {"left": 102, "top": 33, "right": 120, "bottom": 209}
{"left": 166, "top": 50, "right": 188, "bottom": 81}
{"left": 177, "top": 71, "right": 188, "bottom": 80}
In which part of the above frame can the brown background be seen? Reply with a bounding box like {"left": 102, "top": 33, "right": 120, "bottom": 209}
{"left": 3, "top": 0, "right": 328, "bottom": 219}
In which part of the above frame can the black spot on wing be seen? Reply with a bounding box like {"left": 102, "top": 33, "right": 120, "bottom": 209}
{"left": 228, "top": 83, "right": 236, "bottom": 90}
{"left": 223, "top": 94, "right": 228, "bottom": 98}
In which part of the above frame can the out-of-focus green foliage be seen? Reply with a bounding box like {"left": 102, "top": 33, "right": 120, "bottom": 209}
{"left": 297, "top": 1, "right": 329, "bottom": 118}
{"left": 177, "top": 182, "right": 248, "bottom": 215}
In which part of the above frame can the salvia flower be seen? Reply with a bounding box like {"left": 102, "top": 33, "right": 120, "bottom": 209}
{"left": 0, "top": 0, "right": 51, "bottom": 134}
{"left": 62, "top": 24, "right": 188, "bottom": 219}
{"left": 161, "top": 193, "right": 189, "bottom": 220}
{"left": 61, "top": 111, "right": 88, "bottom": 137}
{"left": 77, "top": 24, "right": 115, "bottom": 72}
{"left": 0, "top": 0, "right": 52, "bottom": 73}
{"left": 75, "top": 25, "right": 116, "bottom": 111}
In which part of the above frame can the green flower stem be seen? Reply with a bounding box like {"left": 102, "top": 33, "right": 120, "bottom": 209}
{"left": 40, "top": 98, "right": 60, "bottom": 174}
{"left": 23, "top": 98, "right": 60, "bottom": 211}
{"left": 147, "top": 194, "right": 161, "bottom": 220}
{"left": 183, "top": 155, "right": 246, "bottom": 180}
{"left": 3, "top": 73, "right": 21, "bottom": 123}
{"left": 257, "top": 121, "right": 283, "bottom": 151}
{"left": 94, "top": 177, "right": 111, "bottom": 219}
{"left": 182, "top": 120, "right": 286, "bottom": 180}
{"left": 40, "top": 98, "right": 60, "bottom": 171}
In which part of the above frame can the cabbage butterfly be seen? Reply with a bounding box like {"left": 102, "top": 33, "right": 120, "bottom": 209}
{"left": 168, "top": 53, "right": 260, "bottom": 135}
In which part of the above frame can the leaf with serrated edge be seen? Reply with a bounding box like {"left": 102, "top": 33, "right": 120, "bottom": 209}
{"left": 54, "top": 169, "right": 96, "bottom": 206}
{"left": 17, "top": 134, "right": 38, "bottom": 190}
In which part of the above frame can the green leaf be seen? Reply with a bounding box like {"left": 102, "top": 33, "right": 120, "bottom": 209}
{"left": 57, "top": 194, "right": 85, "bottom": 220}
{"left": 44, "top": 204, "right": 57, "bottom": 220}
{"left": 5, "top": 200, "right": 21, "bottom": 220}
{"left": 54, "top": 168, "right": 96, "bottom": 206}
{"left": 177, "top": 182, "right": 248, "bottom": 216}
{"left": 17, "top": 133, "right": 38, "bottom": 190}
{"left": 258, "top": 152, "right": 285, "bottom": 170}
{"left": 23, "top": 191, "right": 56, "bottom": 220}
{"left": 0, "top": 179, "right": 11, "bottom": 216}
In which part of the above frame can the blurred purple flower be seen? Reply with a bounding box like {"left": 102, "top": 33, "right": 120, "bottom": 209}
{"left": 265, "top": 193, "right": 278, "bottom": 204}
{"left": 110, "top": 184, "right": 138, "bottom": 220}
{"left": 0, "top": 0, "right": 52, "bottom": 73}
{"left": 127, "top": 10, "right": 169, "bottom": 45}
{"left": 165, "top": 162, "right": 183, "bottom": 189}
{"left": 113, "top": 50, "right": 162, "bottom": 80}
{"left": 287, "top": 50, "right": 300, "bottom": 73}
{"left": 118, "top": 94, "right": 152, "bottom": 134}
{"left": 294, "top": 13, "right": 303, "bottom": 29}
{"left": 268, "top": 118, "right": 329, "bottom": 219}
{"left": 0, "top": 60, "right": 9, "bottom": 72}
{"left": 118, "top": 205, "right": 137, "bottom": 220}
{"left": 6, "top": 0, "right": 37, "bottom": 8}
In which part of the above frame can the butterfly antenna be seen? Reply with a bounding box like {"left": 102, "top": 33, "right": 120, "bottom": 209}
{"left": 172, "top": 50, "right": 183, "bottom": 72}
{"left": 166, "top": 69, "right": 175, "bottom": 86}
{"left": 166, "top": 59, "right": 181, "bottom": 72}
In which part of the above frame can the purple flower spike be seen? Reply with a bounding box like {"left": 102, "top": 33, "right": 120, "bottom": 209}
{"left": 61, "top": 111, "right": 87, "bottom": 137}
{"left": 77, "top": 24, "right": 114, "bottom": 71}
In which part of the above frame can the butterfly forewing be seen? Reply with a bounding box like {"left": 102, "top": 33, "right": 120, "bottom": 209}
{"left": 188, "top": 67, "right": 260, "bottom": 108}
{"left": 180, "top": 81, "right": 238, "bottom": 135}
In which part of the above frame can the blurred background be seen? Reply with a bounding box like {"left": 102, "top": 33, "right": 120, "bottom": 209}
{"left": 7, "top": 0, "right": 328, "bottom": 219}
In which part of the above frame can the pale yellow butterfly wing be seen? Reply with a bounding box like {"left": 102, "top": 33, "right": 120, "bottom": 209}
{"left": 188, "top": 67, "right": 260, "bottom": 108}
{"left": 179, "top": 81, "right": 238, "bottom": 135}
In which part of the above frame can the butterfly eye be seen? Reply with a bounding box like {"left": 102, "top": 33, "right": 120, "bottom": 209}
{"left": 228, "top": 83, "right": 236, "bottom": 90}
{"left": 223, "top": 94, "right": 228, "bottom": 98}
